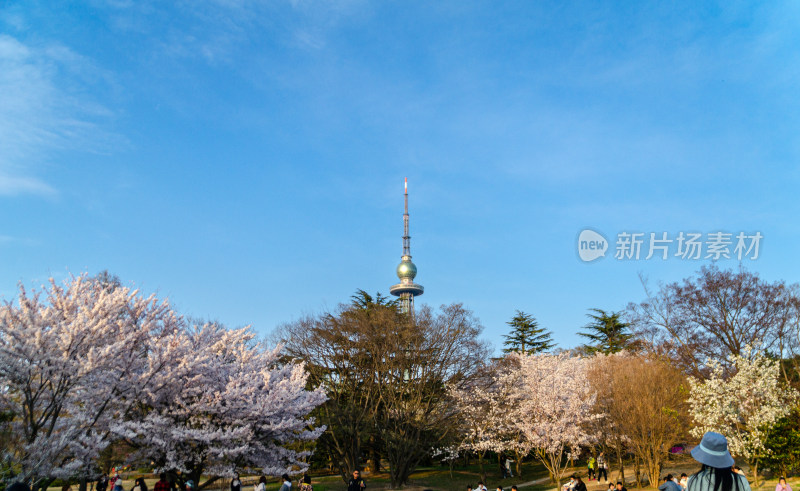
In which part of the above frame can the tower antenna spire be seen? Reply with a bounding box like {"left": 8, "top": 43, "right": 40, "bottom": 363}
{"left": 390, "top": 178, "right": 424, "bottom": 314}
{"left": 403, "top": 177, "right": 410, "bottom": 257}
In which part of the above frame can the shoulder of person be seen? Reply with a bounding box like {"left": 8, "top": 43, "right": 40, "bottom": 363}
{"left": 734, "top": 473, "right": 751, "bottom": 490}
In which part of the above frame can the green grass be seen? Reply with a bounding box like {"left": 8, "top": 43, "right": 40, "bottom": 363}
{"left": 43, "top": 458, "right": 800, "bottom": 491}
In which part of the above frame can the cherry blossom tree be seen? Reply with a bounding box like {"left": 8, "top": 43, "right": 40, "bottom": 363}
{"left": 116, "top": 322, "right": 327, "bottom": 488}
{"left": 0, "top": 275, "right": 183, "bottom": 490}
{"left": 430, "top": 445, "right": 460, "bottom": 479}
{"left": 450, "top": 370, "right": 517, "bottom": 482}
{"left": 508, "top": 352, "right": 597, "bottom": 484}
{"left": 689, "top": 346, "right": 799, "bottom": 485}
{"left": 450, "top": 359, "right": 535, "bottom": 480}
{"left": 0, "top": 275, "right": 326, "bottom": 490}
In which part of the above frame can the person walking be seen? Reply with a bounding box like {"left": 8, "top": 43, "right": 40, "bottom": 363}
{"left": 230, "top": 473, "right": 241, "bottom": 491}
{"left": 588, "top": 456, "right": 596, "bottom": 481}
{"left": 132, "top": 478, "right": 148, "bottom": 491}
{"left": 347, "top": 470, "right": 366, "bottom": 491}
{"left": 254, "top": 477, "right": 266, "bottom": 491}
{"left": 687, "top": 432, "right": 751, "bottom": 491}
{"left": 597, "top": 453, "right": 609, "bottom": 483}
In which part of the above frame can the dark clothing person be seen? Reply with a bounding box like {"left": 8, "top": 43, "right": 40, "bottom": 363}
{"left": 660, "top": 481, "right": 682, "bottom": 491}
{"left": 230, "top": 478, "right": 241, "bottom": 491}
{"left": 8, "top": 483, "right": 32, "bottom": 491}
{"left": 97, "top": 476, "right": 109, "bottom": 491}
{"left": 574, "top": 480, "right": 587, "bottom": 491}
{"left": 154, "top": 480, "right": 169, "bottom": 491}
{"left": 347, "top": 478, "right": 366, "bottom": 491}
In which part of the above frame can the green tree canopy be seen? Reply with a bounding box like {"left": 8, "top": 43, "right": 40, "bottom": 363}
{"left": 578, "top": 308, "right": 633, "bottom": 354}
{"left": 502, "top": 310, "right": 554, "bottom": 354}
{"left": 761, "top": 406, "right": 800, "bottom": 477}
{"left": 350, "top": 289, "right": 398, "bottom": 310}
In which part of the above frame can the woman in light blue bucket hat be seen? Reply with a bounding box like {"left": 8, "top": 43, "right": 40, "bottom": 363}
{"left": 688, "top": 432, "right": 751, "bottom": 491}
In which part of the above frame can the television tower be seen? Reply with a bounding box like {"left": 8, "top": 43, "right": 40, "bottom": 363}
{"left": 390, "top": 178, "right": 424, "bottom": 314}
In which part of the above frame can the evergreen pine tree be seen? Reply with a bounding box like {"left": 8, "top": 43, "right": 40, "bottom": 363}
{"left": 502, "top": 310, "right": 554, "bottom": 354}
{"left": 578, "top": 308, "right": 633, "bottom": 354}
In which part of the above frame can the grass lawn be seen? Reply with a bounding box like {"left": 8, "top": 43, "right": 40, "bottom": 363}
{"left": 47, "top": 458, "right": 800, "bottom": 491}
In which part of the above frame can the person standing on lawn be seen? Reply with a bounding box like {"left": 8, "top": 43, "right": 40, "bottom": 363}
{"left": 230, "top": 473, "right": 241, "bottom": 491}
{"left": 347, "top": 470, "right": 366, "bottom": 491}
{"left": 597, "top": 453, "right": 609, "bottom": 482}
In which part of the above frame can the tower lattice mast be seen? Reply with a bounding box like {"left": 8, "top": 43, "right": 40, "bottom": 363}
{"left": 390, "top": 178, "right": 424, "bottom": 314}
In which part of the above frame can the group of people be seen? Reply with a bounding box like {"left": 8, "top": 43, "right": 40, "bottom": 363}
{"left": 569, "top": 433, "right": 757, "bottom": 491}
{"left": 499, "top": 455, "right": 515, "bottom": 479}
{"left": 585, "top": 453, "right": 610, "bottom": 482}
{"left": 96, "top": 474, "right": 152, "bottom": 491}
{"left": 251, "top": 473, "right": 314, "bottom": 491}
{"left": 93, "top": 472, "right": 317, "bottom": 491}
{"left": 657, "top": 473, "right": 690, "bottom": 491}
{"left": 466, "top": 483, "right": 519, "bottom": 491}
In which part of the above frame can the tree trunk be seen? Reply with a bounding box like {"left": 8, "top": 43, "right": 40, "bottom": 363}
{"left": 615, "top": 442, "right": 625, "bottom": 484}
{"left": 751, "top": 460, "right": 760, "bottom": 487}
{"left": 369, "top": 434, "right": 381, "bottom": 473}
{"left": 370, "top": 452, "right": 381, "bottom": 473}
{"left": 633, "top": 455, "right": 641, "bottom": 488}
{"left": 79, "top": 477, "right": 88, "bottom": 491}
{"left": 33, "top": 477, "right": 56, "bottom": 491}
{"left": 478, "top": 450, "right": 487, "bottom": 483}
{"left": 646, "top": 451, "right": 661, "bottom": 489}
{"left": 514, "top": 449, "right": 523, "bottom": 477}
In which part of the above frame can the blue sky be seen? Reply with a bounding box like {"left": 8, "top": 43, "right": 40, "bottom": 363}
{"left": 2, "top": 1, "right": 800, "bottom": 352}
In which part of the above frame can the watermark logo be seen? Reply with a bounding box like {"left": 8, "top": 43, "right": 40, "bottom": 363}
{"left": 578, "top": 229, "right": 763, "bottom": 263}
{"left": 578, "top": 229, "right": 608, "bottom": 262}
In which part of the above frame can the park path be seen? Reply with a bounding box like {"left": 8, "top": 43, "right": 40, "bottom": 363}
{"left": 515, "top": 475, "right": 551, "bottom": 488}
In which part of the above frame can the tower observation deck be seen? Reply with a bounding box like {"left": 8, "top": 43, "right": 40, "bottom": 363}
{"left": 389, "top": 178, "right": 424, "bottom": 314}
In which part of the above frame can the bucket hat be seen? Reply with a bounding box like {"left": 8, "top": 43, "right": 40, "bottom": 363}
{"left": 691, "top": 431, "right": 735, "bottom": 468}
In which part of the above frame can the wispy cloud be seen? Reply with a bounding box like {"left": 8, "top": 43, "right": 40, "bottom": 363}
{"left": 0, "top": 34, "right": 121, "bottom": 197}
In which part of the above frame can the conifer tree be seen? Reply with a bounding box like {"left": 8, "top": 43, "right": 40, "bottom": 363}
{"left": 578, "top": 308, "right": 633, "bottom": 354}
{"left": 502, "top": 310, "right": 554, "bottom": 354}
